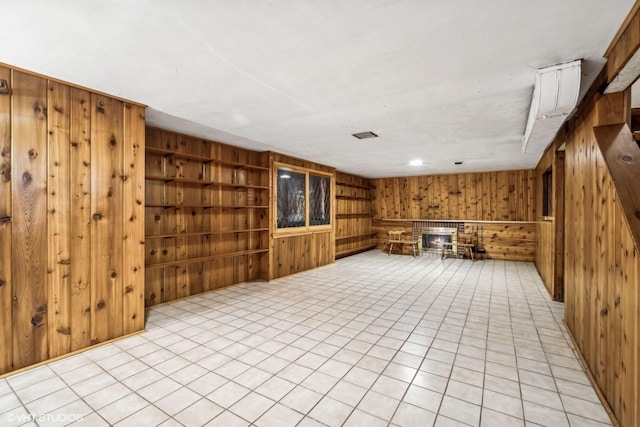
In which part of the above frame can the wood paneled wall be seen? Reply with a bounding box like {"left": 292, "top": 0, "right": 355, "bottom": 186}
{"left": 371, "top": 170, "right": 535, "bottom": 221}
{"left": 0, "top": 66, "right": 145, "bottom": 375}
{"left": 335, "top": 172, "right": 375, "bottom": 258}
{"left": 144, "top": 127, "right": 269, "bottom": 307}
{"left": 373, "top": 219, "right": 536, "bottom": 261}
{"left": 534, "top": 138, "right": 565, "bottom": 301}
{"left": 269, "top": 153, "right": 335, "bottom": 280}
{"left": 560, "top": 92, "right": 639, "bottom": 426}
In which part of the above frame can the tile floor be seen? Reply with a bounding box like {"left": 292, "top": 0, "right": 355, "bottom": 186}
{"left": 0, "top": 251, "right": 613, "bottom": 426}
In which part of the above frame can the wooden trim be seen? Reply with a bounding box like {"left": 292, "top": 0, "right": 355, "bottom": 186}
{"left": 0, "top": 330, "right": 146, "bottom": 380}
{"left": 379, "top": 218, "right": 537, "bottom": 224}
{"left": 0, "top": 62, "right": 146, "bottom": 108}
{"left": 604, "top": 2, "right": 640, "bottom": 58}
{"left": 273, "top": 161, "right": 334, "bottom": 236}
{"left": 593, "top": 124, "right": 640, "bottom": 252}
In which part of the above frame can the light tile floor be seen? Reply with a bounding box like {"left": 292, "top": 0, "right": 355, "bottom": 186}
{"left": 0, "top": 252, "right": 613, "bottom": 426}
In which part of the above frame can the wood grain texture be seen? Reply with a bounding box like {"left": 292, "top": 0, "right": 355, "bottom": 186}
{"left": 11, "top": 71, "right": 49, "bottom": 369}
{"left": 0, "top": 65, "right": 145, "bottom": 375}
{"left": 335, "top": 171, "right": 376, "bottom": 258}
{"left": 371, "top": 170, "right": 535, "bottom": 221}
{"left": 69, "top": 88, "right": 92, "bottom": 351}
{"left": 605, "top": 6, "right": 640, "bottom": 85}
{"left": 122, "top": 104, "right": 145, "bottom": 334}
{"left": 144, "top": 127, "right": 269, "bottom": 305}
{"left": 47, "top": 81, "right": 71, "bottom": 358}
{"left": 268, "top": 152, "right": 335, "bottom": 280}
{"left": 534, "top": 137, "right": 565, "bottom": 301}
{"left": 90, "top": 94, "right": 124, "bottom": 343}
{"left": 594, "top": 123, "right": 640, "bottom": 249}
{"left": 563, "top": 95, "right": 640, "bottom": 427}
{"left": 373, "top": 219, "right": 535, "bottom": 261}
{"left": 0, "top": 65, "right": 12, "bottom": 374}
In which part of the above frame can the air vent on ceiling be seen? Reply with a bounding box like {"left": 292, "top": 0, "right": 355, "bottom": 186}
{"left": 352, "top": 131, "right": 378, "bottom": 139}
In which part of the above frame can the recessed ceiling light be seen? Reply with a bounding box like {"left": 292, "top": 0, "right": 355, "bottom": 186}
{"left": 352, "top": 131, "right": 378, "bottom": 139}
{"left": 409, "top": 159, "right": 424, "bottom": 166}
{"left": 454, "top": 161, "right": 464, "bottom": 165}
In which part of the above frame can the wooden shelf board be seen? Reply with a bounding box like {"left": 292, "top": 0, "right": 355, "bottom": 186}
{"left": 336, "top": 195, "right": 372, "bottom": 200}
{"left": 145, "top": 175, "right": 174, "bottom": 182}
{"left": 146, "top": 248, "right": 269, "bottom": 269}
{"left": 336, "top": 213, "right": 374, "bottom": 218}
{"left": 146, "top": 228, "right": 270, "bottom": 239}
{"left": 146, "top": 176, "right": 268, "bottom": 189}
{"left": 335, "top": 232, "right": 377, "bottom": 241}
{"left": 146, "top": 146, "right": 268, "bottom": 169}
{"left": 336, "top": 181, "right": 375, "bottom": 189}
{"left": 145, "top": 204, "right": 176, "bottom": 208}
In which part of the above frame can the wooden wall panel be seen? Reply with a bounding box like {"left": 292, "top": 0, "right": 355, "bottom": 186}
{"left": 144, "top": 127, "right": 269, "bottom": 305}
{"left": 335, "top": 171, "right": 375, "bottom": 258}
{"left": 47, "top": 81, "right": 71, "bottom": 358}
{"left": 11, "top": 71, "right": 49, "bottom": 369}
{"left": 0, "top": 65, "right": 145, "bottom": 375}
{"left": 69, "top": 88, "right": 92, "bottom": 351}
{"left": 561, "top": 95, "right": 640, "bottom": 427}
{"left": 372, "top": 219, "right": 535, "bottom": 261}
{"left": 269, "top": 152, "right": 335, "bottom": 280}
{"left": 372, "top": 170, "right": 535, "bottom": 221}
{"left": 90, "top": 94, "right": 124, "bottom": 344}
{"left": 536, "top": 221, "right": 554, "bottom": 295}
{"left": 272, "top": 232, "right": 333, "bottom": 279}
{"left": 0, "top": 66, "right": 12, "bottom": 373}
{"left": 122, "top": 104, "right": 145, "bottom": 334}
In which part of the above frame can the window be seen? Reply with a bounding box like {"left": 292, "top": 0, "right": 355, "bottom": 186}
{"left": 277, "top": 169, "right": 306, "bottom": 228}
{"left": 275, "top": 164, "right": 332, "bottom": 231}
{"left": 542, "top": 167, "right": 552, "bottom": 217}
{"left": 309, "top": 174, "right": 330, "bottom": 226}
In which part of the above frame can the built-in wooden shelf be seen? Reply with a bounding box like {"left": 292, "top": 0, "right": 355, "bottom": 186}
{"left": 336, "top": 213, "right": 374, "bottom": 218}
{"left": 146, "top": 249, "right": 270, "bottom": 269}
{"left": 146, "top": 146, "right": 269, "bottom": 170}
{"left": 145, "top": 128, "right": 270, "bottom": 307}
{"left": 334, "top": 172, "right": 376, "bottom": 260}
{"left": 146, "top": 228, "right": 269, "bottom": 239}
{"left": 336, "top": 181, "right": 375, "bottom": 190}
{"left": 336, "top": 195, "right": 372, "bottom": 200}
{"left": 335, "top": 232, "right": 378, "bottom": 241}
{"left": 145, "top": 175, "right": 268, "bottom": 189}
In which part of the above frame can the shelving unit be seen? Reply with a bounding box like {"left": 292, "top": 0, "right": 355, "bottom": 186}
{"left": 334, "top": 172, "right": 377, "bottom": 258}
{"left": 144, "top": 127, "right": 269, "bottom": 307}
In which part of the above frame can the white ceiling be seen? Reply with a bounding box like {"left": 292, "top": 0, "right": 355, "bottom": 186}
{"left": 0, "top": 0, "right": 634, "bottom": 177}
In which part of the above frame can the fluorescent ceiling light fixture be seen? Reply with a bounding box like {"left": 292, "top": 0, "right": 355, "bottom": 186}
{"left": 409, "top": 159, "right": 424, "bottom": 166}
{"left": 279, "top": 174, "right": 291, "bottom": 179}
{"left": 522, "top": 59, "right": 581, "bottom": 153}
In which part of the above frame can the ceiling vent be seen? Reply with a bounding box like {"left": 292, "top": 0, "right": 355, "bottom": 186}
{"left": 522, "top": 60, "right": 581, "bottom": 154}
{"left": 352, "top": 131, "right": 378, "bottom": 139}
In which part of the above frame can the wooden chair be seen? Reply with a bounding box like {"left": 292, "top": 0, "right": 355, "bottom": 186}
{"left": 387, "top": 230, "right": 419, "bottom": 257}
{"left": 457, "top": 232, "right": 476, "bottom": 261}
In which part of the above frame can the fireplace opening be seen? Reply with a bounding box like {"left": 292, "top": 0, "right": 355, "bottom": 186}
{"left": 420, "top": 227, "right": 457, "bottom": 253}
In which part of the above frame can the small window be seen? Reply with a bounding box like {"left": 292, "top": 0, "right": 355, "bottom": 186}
{"left": 309, "top": 174, "right": 330, "bottom": 226}
{"left": 277, "top": 169, "right": 306, "bottom": 229}
{"left": 542, "top": 168, "right": 552, "bottom": 217}
{"left": 275, "top": 164, "right": 332, "bottom": 231}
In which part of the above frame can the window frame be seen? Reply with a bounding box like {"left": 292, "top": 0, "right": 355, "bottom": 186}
{"left": 273, "top": 162, "right": 333, "bottom": 235}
